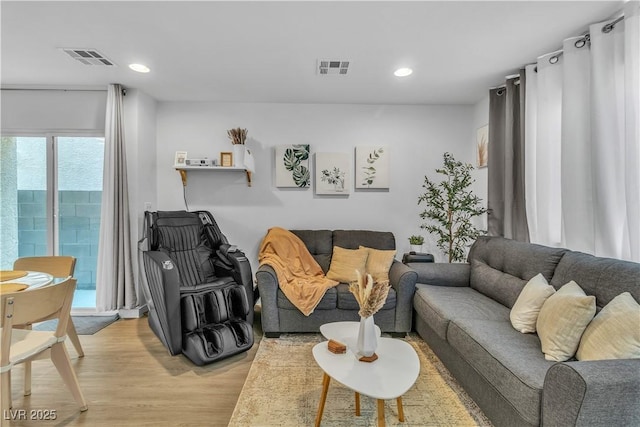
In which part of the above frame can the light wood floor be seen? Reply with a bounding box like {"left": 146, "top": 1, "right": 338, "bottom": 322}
{"left": 5, "top": 313, "right": 263, "bottom": 427}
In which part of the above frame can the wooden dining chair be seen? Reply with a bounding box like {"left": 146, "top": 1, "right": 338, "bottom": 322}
{"left": 1, "top": 277, "right": 88, "bottom": 417}
{"left": 12, "top": 256, "right": 84, "bottom": 397}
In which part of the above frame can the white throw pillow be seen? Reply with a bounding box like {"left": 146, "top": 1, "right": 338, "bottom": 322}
{"left": 536, "top": 281, "right": 596, "bottom": 362}
{"left": 576, "top": 292, "right": 640, "bottom": 361}
{"left": 510, "top": 273, "right": 556, "bottom": 333}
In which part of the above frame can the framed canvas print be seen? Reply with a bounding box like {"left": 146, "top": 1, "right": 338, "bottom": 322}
{"left": 355, "top": 146, "right": 389, "bottom": 189}
{"left": 275, "top": 144, "right": 310, "bottom": 188}
{"left": 315, "top": 152, "right": 350, "bottom": 195}
{"left": 477, "top": 125, "right": 488, "bottom": 168}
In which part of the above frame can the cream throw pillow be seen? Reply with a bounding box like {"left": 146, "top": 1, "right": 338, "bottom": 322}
{"left": 359, "top": 246, "right": 396, "bottom": 282}
{"left": 510, "top": 273, "right": 556, "bottom": 333}
{"left": 576, "top": 292, "right": 640, "bottom": 361}
{"left": 326, "top": 246, "right": 368, "bottom": 283}
{"left": 536, "top": 281, "right": 596, "bottom": 362}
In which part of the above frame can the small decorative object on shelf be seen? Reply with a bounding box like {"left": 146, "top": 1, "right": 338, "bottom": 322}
{"left": 228, "top": 127, "right": 248, "bottom": 167}
{"left": 227, "top": 127, "right": 248, "bottom": 145}
{"left": 349, "top": 270, "right": 390, "bottom": 362}
{"left": 220, "top": 152, "right": 233, "bottom": 167}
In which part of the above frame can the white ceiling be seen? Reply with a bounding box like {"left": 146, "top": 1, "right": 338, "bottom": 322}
{"left": 0, "top": 1, "right": 625, "bottom": 105}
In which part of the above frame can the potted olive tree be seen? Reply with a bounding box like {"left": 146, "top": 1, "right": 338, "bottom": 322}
{"left": 418, "top": 152, "right": 487, "bottom": 262}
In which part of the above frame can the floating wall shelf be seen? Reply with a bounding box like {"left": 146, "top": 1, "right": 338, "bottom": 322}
{"left": 175, "top": 165, "right": 252, "bottom": 187}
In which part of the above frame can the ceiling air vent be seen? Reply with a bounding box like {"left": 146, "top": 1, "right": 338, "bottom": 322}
{"left": 318, "top": 60, "right": 349, "bottom": 76}
{"left": 61, "top": 48, "right": 116, "bottom": 66}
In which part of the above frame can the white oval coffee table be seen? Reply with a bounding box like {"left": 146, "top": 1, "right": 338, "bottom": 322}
{"left": 313, "top": 337, "right": 419, "bottom": 427}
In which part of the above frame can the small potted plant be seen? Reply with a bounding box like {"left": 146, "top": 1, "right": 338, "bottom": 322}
{"left": 408, "top": 235, "right": 424, "bottom": 253}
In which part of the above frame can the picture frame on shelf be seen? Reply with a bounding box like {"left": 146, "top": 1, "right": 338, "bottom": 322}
{"left": 174, "top": 151, "right": 187, "bottom": 166}
{"left": 220, "top": 152, "right": 233, "bottom": 167}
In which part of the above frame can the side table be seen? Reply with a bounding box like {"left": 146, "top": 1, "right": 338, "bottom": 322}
{"left": 401, "top": 252, "right": 434, "bottom": 264}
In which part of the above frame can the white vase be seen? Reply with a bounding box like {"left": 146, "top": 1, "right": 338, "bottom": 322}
{"left": 233, "top": 144, "right": 245, "bottom": 167}
{"left": 357, "top": 315, "right": 377, "bottom": 358}
{"left": 410, "top": 244, "right": 423, "bottom": 253}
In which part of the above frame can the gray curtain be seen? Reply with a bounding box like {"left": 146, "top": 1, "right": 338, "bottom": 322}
{"left": 488, "top": 71, "right": 530, "bottom": 242}
{"left": 96, "top": 84, "right": 137, "bottom": 311}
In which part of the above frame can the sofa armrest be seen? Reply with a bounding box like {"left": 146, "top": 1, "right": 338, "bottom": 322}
{"left": 255, "top": 264, "right": 280, "bottom": 334}
{"left": 388, "top": 260, "right": 418, "bottom": 332}
{"left": 407, "top": 262, "right": 470, "bottom": 287}
{"left": 543, "top": 359, "right": 640, "bottom": 427}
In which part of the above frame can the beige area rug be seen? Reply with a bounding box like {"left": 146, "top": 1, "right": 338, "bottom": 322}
{"left": 229, "top": 334, "right": 492, "bottom": 427}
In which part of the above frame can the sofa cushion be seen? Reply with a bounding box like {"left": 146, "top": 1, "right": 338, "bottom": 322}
{"left": 536, "top": 281, "right": 596, "bottom": 362}
{"left": 336, "top": 283, "right": 396, "bottom": 311}
{"left": 470, "top": 260, "right": 527, "bottom": 308}
{"left": 360, "top": 246, "right": 396, "bottom": 282}
{"left": 550, "top": 251, "right": 640, "bottom": 309}
{"left": 576, "top": 292, "right": 640, "bottom": 361}
{"left": 290, "top": 229, "right": 333, "bottom": 273}
{"left": 510, "top": 273, "right": 556, "bottom": 333}
{"left": 468, "top": 236, "right": 566, "bottom": 308}
{"left": 326, "top": 246, "right": 368, "bottom": 283}
{"left": 447, "top": 318, "right": 555, "bottom": 426}
{"left": 469, "top": 236, "right": 567, "bottom": 281}
{"left": 277, "top": 287, "right": 337, "bottom": 311}
{"left": 333, "top": 230, "right": 395, "bottom": 251}
{"left": 413, "top": 284, "right": 510, "bottom": 341}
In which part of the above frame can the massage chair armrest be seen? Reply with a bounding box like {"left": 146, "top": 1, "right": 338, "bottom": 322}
{"left": 388, "top": 261, "right": 418, "bottom": 333}
{"left": 142, "top": 251, "right": 182, "bottom": 355}
{"left": 542, "top": 359, "right": 640, "bottom": 427}
{"left": 219, "top": 244, "right": 253, "bottom": 288}
{"left": 407, "top": 262, "right": 471, "bottom": 287}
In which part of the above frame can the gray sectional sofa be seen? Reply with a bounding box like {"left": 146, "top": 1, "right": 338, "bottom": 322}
{"left": 410, "top": 236, "right": 640, "bottom": 427}
{"left": 256, "top": 229, "right": 418, "bottom": 337}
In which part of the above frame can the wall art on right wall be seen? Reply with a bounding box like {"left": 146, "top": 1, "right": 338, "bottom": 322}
{"left": 477, "top": 125, "right": 488, "bottom": 168}
{"left": 355, "top": 145, "right": 389, "bottom": 189}
{"left": 275, "top": 144, "right": 310, "bottom": 188}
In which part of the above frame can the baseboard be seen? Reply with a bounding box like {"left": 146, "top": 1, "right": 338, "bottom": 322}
{"left": 118, "top": 305, "right": 149, "bottom": 319}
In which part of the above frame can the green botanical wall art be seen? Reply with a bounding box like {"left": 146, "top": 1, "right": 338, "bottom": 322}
{"left": 275, "top": 144, "right": 310, "bottom": 188}
{"left": 355, "top": 145, "right": 389, "bottom": 189}
{"left": 315, "top": 152, "right": 350, "bottom": 195}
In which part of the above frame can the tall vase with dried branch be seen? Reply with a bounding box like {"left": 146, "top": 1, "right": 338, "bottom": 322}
{"left": 227, "top": 127, "right": 248, "bottom": 167}
{"left": 349, "top": 270, "right": 391, "bottom": 360}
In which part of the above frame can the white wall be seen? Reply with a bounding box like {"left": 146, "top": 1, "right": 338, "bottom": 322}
{"left": 471, "top": 94, "right": 490, "bottom": 231}
{"left": 123, "top": 89, "right": 157, "bottom": 305}
{"left": 0, "top": 89, "right": 106, "bottom": 132}
{"left": 156, "top": 102, "right": 475, "bottom": 267}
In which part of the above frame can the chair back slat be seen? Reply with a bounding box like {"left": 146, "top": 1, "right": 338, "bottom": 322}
{"left": 0, "top": 278, "right": 76, "bottom": 334}
{"left": 13, "top": 256, "right": 76, "bottom": 278}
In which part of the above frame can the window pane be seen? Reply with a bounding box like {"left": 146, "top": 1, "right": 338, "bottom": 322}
{"left": 0, "top": 136, "right": 48, "bottom": 269}
{"left": 57, "top": 136, "right": 104, "bottom": 308}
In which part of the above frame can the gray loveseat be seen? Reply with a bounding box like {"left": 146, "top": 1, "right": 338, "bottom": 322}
{"left": 410, "top": 236, "right": 640, "bottom": 427}
{"left": 256, "top": 229, "right": 418, "bottom": 337}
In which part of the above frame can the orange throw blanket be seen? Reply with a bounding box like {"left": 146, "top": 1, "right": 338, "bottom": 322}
{"left": 258, "top": 227, "right": 338, "bottom": 316}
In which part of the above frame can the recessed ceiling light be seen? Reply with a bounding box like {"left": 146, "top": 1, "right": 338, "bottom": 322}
{"left": 129, "top": 63, "right": 150, "bottom": 73}
{"left": 394, "top": 67, "right": 413, "bottom": 77}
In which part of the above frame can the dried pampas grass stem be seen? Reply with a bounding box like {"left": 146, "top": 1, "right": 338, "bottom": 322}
{"left": 349, "top": 270, "right": 391, "bottom": 318}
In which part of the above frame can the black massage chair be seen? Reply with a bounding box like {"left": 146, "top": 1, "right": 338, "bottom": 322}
{"left": 141, "top": 210, "right": 254, "bottom": 365}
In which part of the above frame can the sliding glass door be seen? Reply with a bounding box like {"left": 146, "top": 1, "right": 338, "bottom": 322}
{"left": 0, "top": 135, "right": 104, "bottom": 308}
